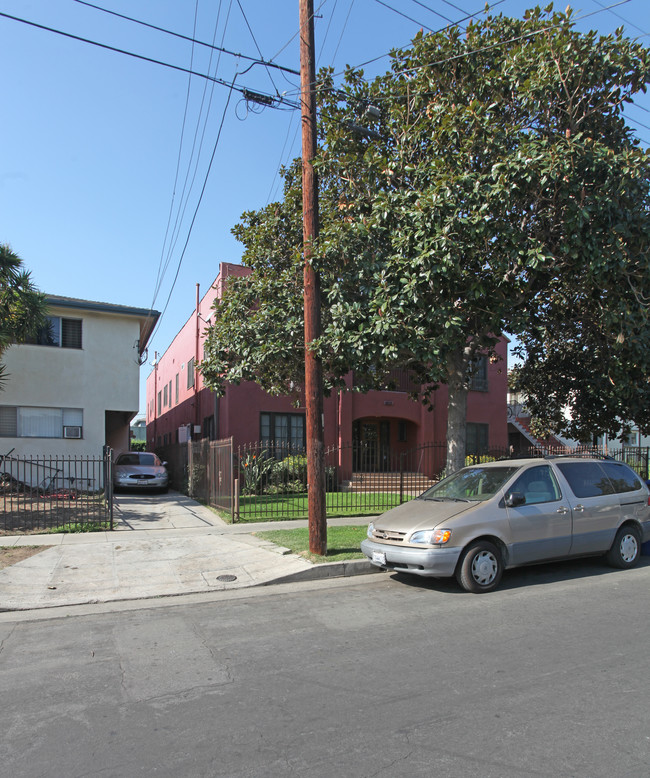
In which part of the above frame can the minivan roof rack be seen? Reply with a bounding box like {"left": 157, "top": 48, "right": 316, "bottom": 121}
{"left": 543, "top": 453, "right": 616, "bottom": 460}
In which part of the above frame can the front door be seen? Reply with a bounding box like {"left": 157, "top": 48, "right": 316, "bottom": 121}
{"left": 353, "top": 421, "right": 390, "bottom": 472}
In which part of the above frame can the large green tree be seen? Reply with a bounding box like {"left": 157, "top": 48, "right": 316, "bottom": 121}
{"left": 201, "top": 7, "right": 650, "bottom": 472}
{"left": 0, "top": 244, "right": 47, "bottom": 388}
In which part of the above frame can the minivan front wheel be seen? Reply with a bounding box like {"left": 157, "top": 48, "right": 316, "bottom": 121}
{"left": 606, "top": 525, "right": 641, "bottom": 569}
{"left": 457, "top": 541, "right": 503, "bottom": 593}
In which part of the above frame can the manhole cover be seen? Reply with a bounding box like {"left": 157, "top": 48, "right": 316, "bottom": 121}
{"left": 216, "top": 574, "right": 238, "bottom": 582}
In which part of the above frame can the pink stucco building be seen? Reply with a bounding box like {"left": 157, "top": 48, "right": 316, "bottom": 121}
{"left": 146, "top": 262, "right": 508, "bottom": 477}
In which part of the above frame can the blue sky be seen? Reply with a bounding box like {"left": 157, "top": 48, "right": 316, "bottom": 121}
{"left": 2, "top": 0, "right": 650, "bottom": 413}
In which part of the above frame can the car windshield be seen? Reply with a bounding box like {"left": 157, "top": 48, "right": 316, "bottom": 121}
{"left": 116, "top": 453, "right": 157, "bottom": 466}
{"left": 419, "top": 466, "right": 520, "bottom": 502}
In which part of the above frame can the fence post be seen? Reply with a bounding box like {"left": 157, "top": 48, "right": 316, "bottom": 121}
{"left": 103, "top": 446, "right": 114, "bottom": 530}
{"left": 234, "top": 477, "right": 240, "bottom": 523}
{"left": 399, "top": 453, "right": 405, "bottom": 505}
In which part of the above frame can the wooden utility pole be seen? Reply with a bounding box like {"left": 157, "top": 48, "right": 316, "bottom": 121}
{"left": 300, "top": 0, "right": 326, "bottom": 555}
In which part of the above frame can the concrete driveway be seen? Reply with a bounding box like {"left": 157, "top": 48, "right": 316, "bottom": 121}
{"left": 112, "top": 490, "right": 229, "bottom": 532}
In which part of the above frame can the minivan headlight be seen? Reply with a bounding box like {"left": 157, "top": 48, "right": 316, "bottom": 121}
{"left": 410, "top": 529, "right": 452, "bottom": 545}
{"left": 367, "top": 523, "right": 375, "bottom": 539}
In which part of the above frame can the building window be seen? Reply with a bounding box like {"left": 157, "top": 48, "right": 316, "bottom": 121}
{"left": 27, "top": 316, "right": 82, "bottom": 349}
{"left": 187, "top": 357, "right": 195, "bottom": 389}
{"left": 621, "top": 429, "right": 640, "bottom": 446}
{"left": 163, "top": 383, "right": 168, "bottom": 407}
{"left": 260, "top": 412, "right": 305, "bottom": 453}
{"left": 469, "top": 355, "right": 488, "bottom": 392}
{"left": 157, "top": 391, "right": 162, "bottom": 415}
{"left": 398, "top": 420, "right": 407, "bottom": 442}
{"left": 466, "top": 422, "right": 489, "bottom": 455}
{"left": 0, "top": 406, "right": 83, "bottom": 438}
{"left": 175, "top": 374, "right": 179, "bottom": 405}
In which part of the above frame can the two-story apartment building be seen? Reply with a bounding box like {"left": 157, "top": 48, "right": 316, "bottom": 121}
{"left": 146, "top": 263, "right": 508, "bottom": 479}
{"left": 0, "top": 295, "right": 159, "bottom": 458}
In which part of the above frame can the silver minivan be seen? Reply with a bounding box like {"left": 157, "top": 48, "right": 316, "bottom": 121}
{"left": 361, "top": 456, "right": 650, "bottom": 593}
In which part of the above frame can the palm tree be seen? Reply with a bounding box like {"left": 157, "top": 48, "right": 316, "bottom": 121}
{"left": 0, "top": 243, "right": 48, "bottom": 389}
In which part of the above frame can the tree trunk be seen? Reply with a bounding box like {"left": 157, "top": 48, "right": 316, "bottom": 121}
{"left": 446, "top": 346, "right": 471, "bottom": 475}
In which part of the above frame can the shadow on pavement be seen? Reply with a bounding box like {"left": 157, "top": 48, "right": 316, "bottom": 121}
{"left": 388, "top": 555, "right": 650, "bottom": 595}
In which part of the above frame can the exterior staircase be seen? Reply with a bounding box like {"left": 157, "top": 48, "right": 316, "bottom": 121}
{"left": 340, "top": 472, "right": 435, "bottom": 494}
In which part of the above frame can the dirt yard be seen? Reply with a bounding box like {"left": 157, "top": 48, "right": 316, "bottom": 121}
{"left": 0, "top": 491, "right": 109, "bottom": 535}
{"left": 0, "top": 546, "right": 51, "bottom": 569}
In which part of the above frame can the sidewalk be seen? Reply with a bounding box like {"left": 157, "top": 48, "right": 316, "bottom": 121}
{"left": 0, "top": 492, "right": 379, "bottom": 611}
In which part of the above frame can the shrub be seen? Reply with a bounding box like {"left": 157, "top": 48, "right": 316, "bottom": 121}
{"left": 272, "top": 455, "right": 308, "bottom": 492}
{"left": 240, "top": 451, "right": 275, "bottom": 495}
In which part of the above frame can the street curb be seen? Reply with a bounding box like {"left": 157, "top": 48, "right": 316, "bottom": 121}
{"left": 261, "top": 558, "right": 384, "bottom": 585}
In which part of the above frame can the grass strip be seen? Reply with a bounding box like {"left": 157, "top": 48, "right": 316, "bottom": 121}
{"left": 255, "top": 525, "right": 369, "bottom": 563}
{"left": 45, "top": 522, "right": 110, "bottom": 534}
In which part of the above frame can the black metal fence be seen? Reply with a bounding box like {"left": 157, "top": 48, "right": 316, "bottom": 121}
{"left": 157, "top": 439, "right": 650, "bottom": 523}
{"left": 187, "top": 438, "right": 234, "bottom": 514}
{"left": 0, "top": 452, "right": 113, "bottom": 534}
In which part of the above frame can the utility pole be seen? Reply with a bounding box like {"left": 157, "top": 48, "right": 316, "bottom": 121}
{"left": 300, "top": 0, "right": 326, "bottom": 555}
{"left": 195, "top": 283, "right": 201, "bottom": 436}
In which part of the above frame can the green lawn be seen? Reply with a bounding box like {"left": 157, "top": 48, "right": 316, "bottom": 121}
{"left": 235, "top": 492, "right": 410, "bottom": 523}
{"left": 255, "top": 525, "right": 368, "bottom": 563}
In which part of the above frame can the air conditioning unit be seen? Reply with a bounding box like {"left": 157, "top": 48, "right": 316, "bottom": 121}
{"left": 63, "top": 426, "right": 82, "bottom": 439}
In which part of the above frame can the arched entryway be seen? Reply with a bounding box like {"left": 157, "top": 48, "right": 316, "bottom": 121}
{"left": 352, "top": 417, "right": 417, "bottom": 472}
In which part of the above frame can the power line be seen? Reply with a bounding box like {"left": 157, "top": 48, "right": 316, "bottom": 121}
{"left": 235, "top": 0, "right": 281, "bottom": 94}
{"left": 373, "top": 0, "right": 456, "bottom": 30}
{"left": 152, "top": 0, "right": 204, "bottom": 307}
{"left": 325, "top": 0, "right": 634, "bottom": 94}
{"left": 410, "top": 0, "right": 471, "bottom": 17}
{"left": 148, "top": 77, "right": 239, "bottom": 348}
{"left": 269, "top": 0, "right": 330, "bottom": 62}
{"left": 325, "top": 0, "right": 505, "bottom": 77}
{"left": 330, "top": 0, "right": 357, "bottom": 64}
{"left": 589, "top": 0, "right": 650, "bottom": 37}
{"left": 158, "top": 3, "right": 235, "bottom": 305}
{"left": 0, "top": 10, "right": 300, "bottom": 109}
{"left": 72, "top": 0, "right": 299, "bottom": 75}
{"left": 318, "top": 0, "right": 340, "bottom": 63}
{"left": 154, "top": 0, "right": 235, "bottom": 309}
{"left": 266, "top": 114, "right": 301, "bottom": 205}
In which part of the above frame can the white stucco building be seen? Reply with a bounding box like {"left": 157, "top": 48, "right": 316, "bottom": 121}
{"left": 0, "top": 295, "right": 159, "bottom": 459}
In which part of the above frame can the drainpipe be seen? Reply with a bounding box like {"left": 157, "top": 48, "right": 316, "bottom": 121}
{"left": 153, "top": 351, "right": 158, "bottom": 448}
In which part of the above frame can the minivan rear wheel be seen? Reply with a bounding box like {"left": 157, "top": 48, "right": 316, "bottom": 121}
{"left": 456, "top": 541, "right": 503, "bottom": 593}
{"left": 606, "top": 525, "right": 641, "bottom": 569}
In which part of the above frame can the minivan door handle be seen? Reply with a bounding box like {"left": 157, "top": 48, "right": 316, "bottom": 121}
{"left": 556, "top": 506, "right": 569, "bottom": 515}
{"left": 573, "top": 504, "right": 585, "bottom": 512}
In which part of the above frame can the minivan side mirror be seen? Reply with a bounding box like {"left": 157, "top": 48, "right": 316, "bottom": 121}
{"left": 505, "top": 491, "right": 526, "bottom": 508}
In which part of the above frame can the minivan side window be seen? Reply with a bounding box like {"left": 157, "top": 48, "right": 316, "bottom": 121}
{"left": 599, "top": 461, "right": 643, "bottom": 493}
{"left": 509, "top": 465, "right": 561, "bottom": 504}
{"left": 556, "top": 462, "right": 614, "bottom": 498}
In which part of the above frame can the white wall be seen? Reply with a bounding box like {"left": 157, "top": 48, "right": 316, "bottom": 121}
{"left": 1, "top": 304, "right": 142, "bottom": 458}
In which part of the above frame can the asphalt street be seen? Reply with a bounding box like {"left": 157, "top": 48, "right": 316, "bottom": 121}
{"left": 1, "top": 556, "right": 649, "bottom": 777}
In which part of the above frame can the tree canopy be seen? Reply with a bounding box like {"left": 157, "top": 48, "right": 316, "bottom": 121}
{"left": 201, "top": 6, "right": 650, "bottom": 471}
{"left": 0, "top": 244, "right": 47, "bottom": 389}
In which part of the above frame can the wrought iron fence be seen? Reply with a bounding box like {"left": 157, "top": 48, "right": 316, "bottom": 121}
{"left": 156, "top": 439, "right": 650, "bottom": 523}
{"left": 227, "top": 440, "right": 454, "bottom": 522}
{"left": 0, "top": 452, "right": 113, "bottom": 534}
{"left": 187, "top": 438, "right": 233, "bottom": 514}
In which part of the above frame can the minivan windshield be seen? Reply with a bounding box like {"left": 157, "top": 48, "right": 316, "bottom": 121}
{"left": 419, "top": 466, "right": 520, "bottom": 502}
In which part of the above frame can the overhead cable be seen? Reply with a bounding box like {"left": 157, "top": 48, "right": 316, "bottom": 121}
{"left": 72, "top": 0, "right": 299, "bottom": 75}
{"left": 0, "top": 11, "right": 299, "bottom": 109}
